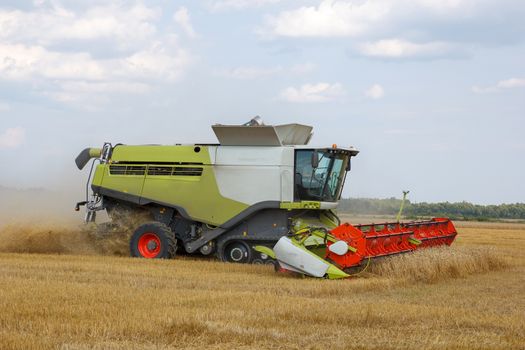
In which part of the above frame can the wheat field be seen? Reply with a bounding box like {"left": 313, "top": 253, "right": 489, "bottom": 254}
{"left": 0, "top": 221, "right": 524, "bottom": 349}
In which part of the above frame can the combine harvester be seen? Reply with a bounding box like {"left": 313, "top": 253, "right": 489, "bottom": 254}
{"left": 75, "top": 118, "right": 457, "bottom": 279}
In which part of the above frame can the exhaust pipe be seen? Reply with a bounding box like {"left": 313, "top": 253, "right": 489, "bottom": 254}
{"left": 75, "top": 148, "right": 102, "bottom": 170}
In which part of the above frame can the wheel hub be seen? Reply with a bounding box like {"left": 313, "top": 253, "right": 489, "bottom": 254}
{"left": 137, "top": 232, "right": 161, "bottom": 258}
{"left": 230, "top": 247, "right": 244, "bottom": 262}
{"left": 225, "top": 241, "right": 251, "bottom": 263}
{"left": 147, "top": 240, "right": 158, "bottom": 251}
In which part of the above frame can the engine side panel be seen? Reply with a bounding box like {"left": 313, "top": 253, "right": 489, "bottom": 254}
{"left": 92, "top": 145, "right": 249, "bottom": 226}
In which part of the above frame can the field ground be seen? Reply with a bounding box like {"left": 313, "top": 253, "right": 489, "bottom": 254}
{"left": 0, "top": 221, "right": 524, "bottom": 349}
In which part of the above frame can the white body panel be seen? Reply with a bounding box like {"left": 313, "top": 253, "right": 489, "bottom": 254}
{"left": 214, "top": 146, "right": 294, "bottom": 166}
{"left": 213, "top": 146, "right": 294, "bottom": 204}
{"left": 274, "top": 237, "right": 329, "bottom": 278}
{"left": 328, "top": 241, "right": 349, "bottom": 255}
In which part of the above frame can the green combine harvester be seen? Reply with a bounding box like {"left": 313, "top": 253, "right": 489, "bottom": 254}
{"left": 76, "top": 117, "right": 457, "bottom": 279}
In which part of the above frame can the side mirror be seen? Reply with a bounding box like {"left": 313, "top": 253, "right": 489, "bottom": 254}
{"left": 311, "top": 151, "right": 319, "bottom": 168}
{"left": 346, "top": 158, "right": 351, "bottom": 171}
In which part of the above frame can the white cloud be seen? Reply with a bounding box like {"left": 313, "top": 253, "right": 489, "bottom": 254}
{"left": 0, "top": 127, "right": 26, "bottom": 149}
{"left": 0, "top": 43, "right": 106, "bottom": 81}
{"left": 216, "top": 63, "right": 316, "bottom": 79}
{"left": 291, "top": 63, "right": 316, "bottom": 74}
{"left": 414, "top": 0, "right": 472, "bottom": 13}
{"left": 173, "top": 7, "right": 196, "bottom": 38}
{"left": 261, "top": 0, "right": 518, "bottom": 59}
{"left": 0, "top": 4, "right": 192, "bottom": 106}
{"left": 0, "top": 4, "right": 160, "bottom": 50}
{"left": 0, "top": 42, "right": 190, "bottom": 90}
{"left": 216, "top": 66, "right": 283, "bottom": 79}
{"left": 209, "top": 0, "right": 282, "bottom": 11}
{"left": 358, "top": 39, "right": 454, "bottom": 58}
{"left": 265, "top": 0, "right": 389, "bottom": 38}
{"left": 365, "top": 84, "right": 385, "bottom": 99}
{"left": 497, "top": 78, "right": 525, "bottom": 89}
{"left": 384, "top": 129, "right": 417, "bottom": 135}
{"left": 263, "top": 0, "right": 493, "bottom": 39}
{"left": 0, "top": 101, "right": 11, "bottom": 112}
{"left": 472, "top": 77, "right": 525, "bottom": 94}
{"left": 280, "top": 82, "right": 344, "bottom": 103}
{"left": 122, "top": 44, "right": 191, "bottom": 81}
{"left": 473, "top": 86, "right": 496, "bottom": 94}
{"left": 47, "top": 81, "right": 151, "bottom": 104}
{"left": 471, "top": 86, "right": 493, "bottom": 94}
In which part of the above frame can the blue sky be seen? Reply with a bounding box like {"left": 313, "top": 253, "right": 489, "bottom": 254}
{"left": 0, "top": 0, "right": 523, "bottom": 204}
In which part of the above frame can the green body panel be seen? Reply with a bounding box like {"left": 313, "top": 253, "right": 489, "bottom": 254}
{"left": 253, "top": 246, "right": 276, "bottom": 259}
{"left": 280, "top": 201, "right": 321, "bottom": 210}
{"left": 92, "top": 145, "right": 249, "bottom": 226}
{"left": 111, "top": 145, "right": 212, "bottom": 163}
{"left": 140, "top": 165, "right": 248, "bottom": 225}
{"left": 319, "top": 210, "right": 340, "bottom": 228}
{"left": 325, "top": 265, "right": 350, "bottom": 279}
{"left": 96, "top": 166, "right": 144, "bottom": 196}
{"left": 91, "top": 164, "right": 105, "bottom": 187}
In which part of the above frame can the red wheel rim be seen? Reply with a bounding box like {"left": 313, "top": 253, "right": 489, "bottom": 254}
{"left": 137, "top": 233, "right": 161, "bottom": 258}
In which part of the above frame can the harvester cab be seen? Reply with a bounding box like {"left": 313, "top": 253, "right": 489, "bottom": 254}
{"left": 76, "top": 118, "right": 457, "bottom": 279}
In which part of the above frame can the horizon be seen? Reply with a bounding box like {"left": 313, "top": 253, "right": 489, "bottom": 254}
{"left": 1, "top": 184, "right": 523, "bottom": 207}
{"left": 0, "top": 0, "right": 524, "bottom": 205}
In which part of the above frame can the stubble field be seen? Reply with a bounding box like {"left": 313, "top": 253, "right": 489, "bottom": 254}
{"left": 0, "top": 220, "right": 523, "bottom": 349}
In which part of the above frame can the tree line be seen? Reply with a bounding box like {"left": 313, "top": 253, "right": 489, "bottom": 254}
{"left": 338, "top": 198, "right": 525, "bottom": 220}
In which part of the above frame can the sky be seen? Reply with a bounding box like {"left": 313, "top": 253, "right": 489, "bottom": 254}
{"left": 0, "top": 0, "right": 524, "bottom": 205}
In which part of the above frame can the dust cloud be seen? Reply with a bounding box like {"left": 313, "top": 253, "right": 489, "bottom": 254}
{"left": 0, "top": 186, "right": 134, "bottom": 256}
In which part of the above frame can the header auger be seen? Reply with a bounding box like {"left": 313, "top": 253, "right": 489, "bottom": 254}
{"left": 75, "top": 117, "right": 457, "bottom": 279}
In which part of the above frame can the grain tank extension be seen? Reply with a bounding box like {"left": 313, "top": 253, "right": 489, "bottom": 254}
{"left": 76, "top": 118, "right": 457, "bottom": 278}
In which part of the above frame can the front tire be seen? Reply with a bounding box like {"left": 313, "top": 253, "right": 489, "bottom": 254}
{"left": 130, "top": 222, "right": 177, "bottom": 259}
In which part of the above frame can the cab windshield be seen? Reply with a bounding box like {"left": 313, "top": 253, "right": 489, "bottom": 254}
{"left": 294, "top": 149, "right": 349, "bottom": 202}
